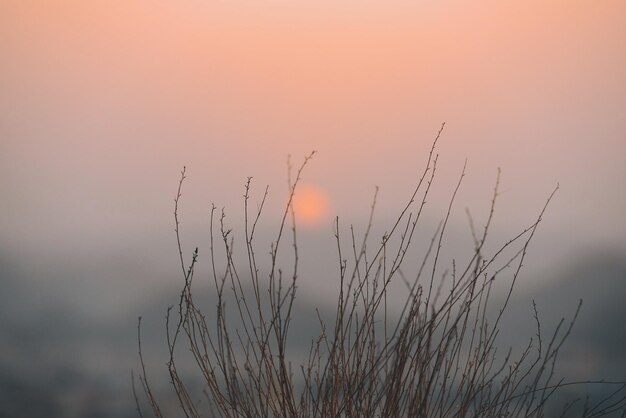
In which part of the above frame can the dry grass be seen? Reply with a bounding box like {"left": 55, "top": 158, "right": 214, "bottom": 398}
{"left": 134, "top": 126, "right": 626, "bottom": 417}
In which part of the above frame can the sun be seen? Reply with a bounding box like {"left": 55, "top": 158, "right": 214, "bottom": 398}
{"left": 291, "top": 185, "right": 330, "bottom": 227}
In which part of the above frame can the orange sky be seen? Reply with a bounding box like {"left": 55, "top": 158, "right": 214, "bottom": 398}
{"left": 1, "top": 0, "right": 625, "bottom": 271}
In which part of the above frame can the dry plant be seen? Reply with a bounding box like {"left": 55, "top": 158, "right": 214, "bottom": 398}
{"left": 134, "top": 125, "right": 626, "bottom": 417}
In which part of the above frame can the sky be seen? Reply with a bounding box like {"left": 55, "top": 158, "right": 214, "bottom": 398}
{"left": 1, "top": 0, "right": 625, "bottom": 299}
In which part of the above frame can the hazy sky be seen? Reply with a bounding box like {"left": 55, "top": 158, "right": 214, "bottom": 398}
{"left": 2, "top": 6, "right": 626, "bottom": 417}
{"left": 2, "top": 0, "right": 625, "bottom": 284}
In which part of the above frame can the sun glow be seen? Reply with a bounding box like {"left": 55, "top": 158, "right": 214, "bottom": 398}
{"left": 291, "top": 185, "right": 330, "bottom": 227}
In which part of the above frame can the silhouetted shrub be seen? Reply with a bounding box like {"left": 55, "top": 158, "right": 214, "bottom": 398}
{"left": 135, "top": 126, "right": 626, "bottom": 417}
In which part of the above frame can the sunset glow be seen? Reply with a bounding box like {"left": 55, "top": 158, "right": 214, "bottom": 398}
{"left": 1, "top": 0, "right": 625, "bottom": 275}
{"left": 291, "top": 185, "right": 330, "bottom": 227}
